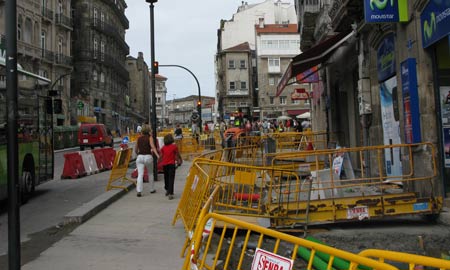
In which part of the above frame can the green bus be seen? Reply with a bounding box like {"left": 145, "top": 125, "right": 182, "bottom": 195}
{"left": 0, "top": 57, "right": 54, "bottom": 203}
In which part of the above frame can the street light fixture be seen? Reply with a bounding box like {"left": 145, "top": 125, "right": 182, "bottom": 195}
{"left": 145, "top": 0, "right": 158, "bottom": 182}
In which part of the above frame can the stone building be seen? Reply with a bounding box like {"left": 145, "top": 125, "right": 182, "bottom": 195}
{"left": 167, "top": 95, "right": 215, "bottom": 127}
{"left": 216, "top": 0, "right": 297, "bottom": 122}
{"left": 284, "top": 0, "right": 450, "bottom": 198}
{"left": 126, "top": 53, "right": 149, "bottom": 129}
{"left": 0, "top": 0, "right": 73, "bottom": 126}
{"left": 71, "top": 0, "right": 129, "bottom": 131}
{"left": 256, "top": 21, "right": 309, "bottom": 119}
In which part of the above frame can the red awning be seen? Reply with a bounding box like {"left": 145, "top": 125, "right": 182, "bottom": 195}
{"left": 276, "top": 30, "right": 355, "bottom": 97}
{"left": 287, "top": 109, "right": 309, "bottom": 116}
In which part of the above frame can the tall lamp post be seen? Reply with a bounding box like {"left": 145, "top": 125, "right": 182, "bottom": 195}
{"left": 146, "top": 0, "right": 158, "bottom": 182}
{"left": 159, "top": 64, "right": 202, "bottom": 133}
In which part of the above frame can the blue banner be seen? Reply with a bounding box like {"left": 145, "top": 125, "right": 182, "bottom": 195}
{"left": 364, "top": 0, "right": 408, "bottom": 23}
{"left": 421, "top": 0, "right": 450, "bottom": 48}
{"left": 377, "top": 33, "right": 396, "bottom": 82}
{"left": 400, "top": 58, "right": 421, "bottom": 144}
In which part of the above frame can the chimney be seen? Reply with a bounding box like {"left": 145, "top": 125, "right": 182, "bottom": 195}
{"left": 259, "top": 17, "right": 264, "bottom": 28}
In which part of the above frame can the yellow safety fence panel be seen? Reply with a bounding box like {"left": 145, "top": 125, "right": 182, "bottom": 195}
{"left": 106, "top": 148, "right": 135, "bottom": 191}
{"left": 183, "top": 212, "right": 398, "bottom": 270}
{"left": 172, "top": 161, "right": 213, "bottom": 235}
{"left": 181, "top": 142, "right": 442, "bottom": 229}
{"left": 358, "top": 249, "right": 450, "bottom": 270}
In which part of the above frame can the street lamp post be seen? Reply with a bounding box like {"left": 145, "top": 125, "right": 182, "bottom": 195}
{"left": 159, "top": 64, "right": 202, "bottom": 133}
{"left": 146, "top": 0, "right": 158, "bottom": 183}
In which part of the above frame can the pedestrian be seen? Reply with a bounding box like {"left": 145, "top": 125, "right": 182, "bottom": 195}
{"left": 134, "top": 124, "right": 160, "bottom": 197}
{"left": 160, "top": 134, "right": 182, "bottom": 200}
{"left": 174, "top": 124, "right": 183, "bottom": 139}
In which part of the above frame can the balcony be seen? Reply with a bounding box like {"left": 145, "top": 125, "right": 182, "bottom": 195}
{"left": 41, "top": 49, "right": 55, "bottom": 63}
{"left": 99, "top": 0, "right": 129, "bottom": 29}
{"left": 91, "top": 19, "right": 130, "bottom": 54}
{"left": 55, "top": 13, "right": 73, "bottom": 30}
{"left": 17, "top": 40, "right": 41, "bottom": 59}
{"left": 41, "top": 7, "right": 53, "bottom": 22}
{"left": 298, "top": 0, "right": 322, "bottom": 50}
{"left": 54, "top": 53, "right": 72, "bottom": 67}
{"left": 227, "top": 89, "right": 250, "bottom": 96}
{"left": 329, "top": 0, "right": 364, "bottom": 32}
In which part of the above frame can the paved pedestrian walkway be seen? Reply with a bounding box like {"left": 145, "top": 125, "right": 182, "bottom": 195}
{"left": 22, "top": 162, "right": 191, "bottom": 270}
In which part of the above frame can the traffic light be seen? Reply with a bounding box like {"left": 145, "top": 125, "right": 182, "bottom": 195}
{"left": 153, "top": 61, "right": 159, "bottom": 74}
{"left": 53, "top": 99, "right": 63, "bottom": 114}
{"left": 197, "top": 100, "right": 201, "bottom": 112}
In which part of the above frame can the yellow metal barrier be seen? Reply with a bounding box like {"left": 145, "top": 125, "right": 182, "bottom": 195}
{"left": 184, "top": 212, "right": 398, "bottom": 270}
{"left": 106, "top": 148, "right": 135, "bottom": 191}
{"left": 359, "top": 249, "right": 450, "bottom": 270}
{"left": 177, "top": 142, "right": 441, "bottom": 230}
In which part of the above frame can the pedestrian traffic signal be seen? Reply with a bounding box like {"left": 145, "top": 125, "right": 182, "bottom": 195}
{"left": 153, "top": 61, "right": 159, "bottom": 74}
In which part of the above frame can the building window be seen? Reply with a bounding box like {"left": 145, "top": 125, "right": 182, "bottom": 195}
{"left": 93, "top": 38, "right": 98, "bottom": 59}
{"left": 101, "top": 12, "right": 105, "bottom": 27}
{"left": 40, "top": 30, "right": 46, "bottom": 50}
{"left": 268, "top": 58, "right": 280, "bottom": 73}
{"left": 240, "top": 102, "right": 248, "bottom": 107}
{"left": 240, "top": 81, "right": 247, "bottom": 90}
{"left": 269, "top": 77, "right": 275, "bottom": 85}
{"left": 93, "top": 70, "right": 98, "bottom": 81}
{"left": 93, "top": 8, "right": 98, "bottom": 25}
{"left": 94, "top": 99, "right": 99, "bottom": 107}
{"left": 100, "top": 40, "right": 105, "bottom": 61}
{"left": 229, "top": 81, "right": 236, "bottom": 90}
{"left": 57, "top": 0, "right": 63, "bottom": 14}
{"left": 292, "top": 99, "right": 300, "bottom": 105}
{"left": 100, "top": 72, "right": 105, "bottom": 83}
{"left": 228, "top": 60, "right": 235, "bottom": 69}
{"left": 17, "top": 21, "right": 22, "bottom": 40}
{"left": 228, "top": 102, "right": 236, "bottom": 107}
{"left": 240, "top": 60, "right": 246, "bottom": 69}
{"left": 280, "top": 96, "right": 287, "bottom": 105}
{"left": 58, "top": 37, "right": 63, "bottom": 54}
{"left": 270, "top": 97, "right": 274, "bottom": 105}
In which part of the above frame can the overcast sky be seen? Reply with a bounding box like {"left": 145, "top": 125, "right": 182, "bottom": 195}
{"left": 125, "top": 0, "right": 291, "bottom": 100}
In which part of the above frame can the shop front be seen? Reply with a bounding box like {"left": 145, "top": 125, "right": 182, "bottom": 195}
{"left": 421, "top": 0, "right": 450, "bottom": 193}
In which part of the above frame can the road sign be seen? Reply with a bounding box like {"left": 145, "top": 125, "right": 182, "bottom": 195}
{"left": 77, "top": 101, "right": 84, "bottom": 109}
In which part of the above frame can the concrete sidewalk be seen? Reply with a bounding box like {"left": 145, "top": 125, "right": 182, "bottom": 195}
{"left": 22, "top": 162, "right": 191, "bottom": 270}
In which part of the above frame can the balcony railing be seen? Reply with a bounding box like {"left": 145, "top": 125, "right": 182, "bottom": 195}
{"left": 91, "top": 19, "right": 130, "bottom": 53}
{"left": 55, "top": 13, "right": 73, "bottom": 29}
{"left": 227, "top": 89, "right": 250, "bottom": 96}
{"left": 41, "top": 7, "right": 53, "bottom": 21}
{"left": 41, "top": 49, "right": 54, "bottom": 63}
{"left": 54, "top": 53, "right": 72, "bottom": 67}
{"left": 17, "top": 40, "right": 41, "bottom": 59}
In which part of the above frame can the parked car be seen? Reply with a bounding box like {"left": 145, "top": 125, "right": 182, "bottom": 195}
{"left": 78, "top": 123, "right": 114, "bottom": 150}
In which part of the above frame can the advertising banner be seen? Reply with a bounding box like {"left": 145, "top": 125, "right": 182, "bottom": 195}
{"left": 364, "top": 0, "right": 408, "bottom": 23}
{"left": 421, "top": 0, "right": 450, "bottom": 48}
{"left": 440, "top": 86, "right": 450, "bottom": 167}
{"left": 380, "top": 76, "right": 403, "bottom": 177}
{"left": 296, "top": 66, "right": 319, "bottom": 83}
{"left": 400, "top": 58, "right": 421, "bottom": 144}
{"left": 377, "top": 33, "right": 396, "bottom": 82}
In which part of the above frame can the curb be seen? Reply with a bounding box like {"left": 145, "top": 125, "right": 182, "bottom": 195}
{"left": 63, "top": 182, "right": 135, "bottom": 225}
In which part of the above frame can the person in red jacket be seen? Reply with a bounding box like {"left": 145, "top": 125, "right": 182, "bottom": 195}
{"left": 160, "top": 134, "right": 182, "bottom": 200}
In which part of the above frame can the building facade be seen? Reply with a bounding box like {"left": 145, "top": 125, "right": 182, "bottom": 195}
{"left": 71, "top": 0, "right": 129, "bottom": 131}
{"left": 126, "top": 52, "right": 149, "bottom": 129}
{"left": 216, "top": 0, "right": 298, "bottom": 122}
{"left": 167, "top": 95, "right": 215, "bottom": 127}
{"left": 0, "top": 0, "right": 73, "bottom": 126}
{"left": 290, "top": 0, "right": 450, "bottom": 197}
{"left": 256, "top": 21, "right": 309, "bottom": 119}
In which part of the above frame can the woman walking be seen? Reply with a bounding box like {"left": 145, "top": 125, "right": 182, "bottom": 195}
{"left": 134, "top": 124, "right": 160, "bottom": 197}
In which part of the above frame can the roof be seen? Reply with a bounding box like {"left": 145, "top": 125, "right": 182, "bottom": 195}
{"left": 223, "top": 42, "right": 251, "bottom": 52}
{"left": 255, "top": 24, "right": 298, "bottom": 34}
{"left": 148, "top": 72, "right": 167, "bottom": 80}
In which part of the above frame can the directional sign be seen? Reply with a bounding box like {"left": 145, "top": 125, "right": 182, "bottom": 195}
{"left": 77, "top": 101, "right": 84, "bottom": 109}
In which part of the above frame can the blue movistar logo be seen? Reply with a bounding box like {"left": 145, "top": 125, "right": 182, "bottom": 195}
{"left": 423, "top": 12, "right": 437, "bottom": 42}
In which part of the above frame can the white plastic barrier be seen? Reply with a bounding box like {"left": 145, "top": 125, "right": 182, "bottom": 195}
{"left": 79, "top": 150, "right": 99, "bottom": 175}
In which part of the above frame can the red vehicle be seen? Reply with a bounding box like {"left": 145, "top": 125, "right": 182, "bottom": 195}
{"left": 78, "top": 123, "right": 113, "bottom": 150}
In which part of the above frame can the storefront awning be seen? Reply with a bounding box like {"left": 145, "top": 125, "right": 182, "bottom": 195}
{"left": 287, "top": 109, "right": 309, "bottom": 116}
{"left": 276, "top": 30, "right": 355, "bottom": 97}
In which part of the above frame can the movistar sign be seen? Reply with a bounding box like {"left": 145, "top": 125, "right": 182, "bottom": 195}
{"left": 364, "top": 0, "right": 408, "bottom": 23}
{"left": 421, "top": 0, "right": 450, "bottom": 48}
